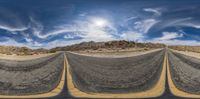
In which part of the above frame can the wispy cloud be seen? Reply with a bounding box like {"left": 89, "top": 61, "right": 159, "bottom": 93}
{"left": 120, "top": 17, "right": 159, "bottom": 42}
{"left": 157, "top": 17, "right": 192, "bottom": 30}
{"left": 150, "top": 31, "right": 199, "bottom": 45}
{"left": 0, "top": 25, "right": 28, "bottom": 32}
{"left": 124, "top": 16, "right": 137, "bottom": 22}
{"left": 1, "top": 2, "right": 200, "bottom": 48}
{"left": 154, "top": 32, "right": 183, "bottom": 41}
{"left": 134, "top": 19, "right": 159, "bottom": 33}
{"left": 144, "top": 8, "right": 161, "bottom": 16}
{"left": 181, "top": 23, "right": 200, "bottom": 29}
{"left": 120, "top": 31, "right": 144, "bottom": 41}
{"left": 0, "top": 37, "right": 26, "bottom": 47}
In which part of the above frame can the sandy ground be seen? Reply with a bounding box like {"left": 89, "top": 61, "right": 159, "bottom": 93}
{"left": 170, "top": 49, "right": 200, "bottom": 59}
{"left": 71, "top": 48, "right": 163, "bottom": 58}
{"left": 0, "top": 53, "right": 55, "bottom": 60}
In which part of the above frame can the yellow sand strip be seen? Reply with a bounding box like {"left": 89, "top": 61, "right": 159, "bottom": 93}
{"left": 66, "top": 53, "right": 166, "bottom": 98}
{"left": 167, "top": 53, "right": 200, "bottom": 98}
{"left": 0, "top": 53, "right": 55, "bottom": 61}
{"left": 0, "top": 56, "right": 65, "bottom": 98}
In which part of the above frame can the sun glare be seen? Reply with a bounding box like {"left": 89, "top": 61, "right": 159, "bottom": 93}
{"left": 92, "top": 18, "right": 108, "bottom": 27}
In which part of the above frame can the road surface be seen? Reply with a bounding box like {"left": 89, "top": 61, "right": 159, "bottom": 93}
{"left": 0, "top": 53, "right": 64, "bottom": 95}
{"left": 0, "top": 49, "right": 200, "bottom": 99}
{"left": 168, "top": 50, "right": 200, "bottom": 98}
{"left": 66, "top": 50, "right": 165, "bottom": 93}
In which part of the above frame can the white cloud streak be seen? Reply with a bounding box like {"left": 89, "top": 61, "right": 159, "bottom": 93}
{"left": 120, "top": 31, "right": 144, "bottom": 41}
{"left": 149, "top": 31, "right": 200, "bottom": 46}
{"left": 181, "top": 23, "right": 200, "bottom": 29}
{"left": 134, "top": 19, "right": 159, "bottom": 33}
{"left": 154, "top": 32, "right": 183, "bottom": 41}
{"left": 29, "top": 16, "right": 117, "bottom": 41}
{"left": 124, "top": 16, "right": 137, "bottom": 22}
{"left": 0, "top": 25, "right": 28, "bottom": 32}
{"left": 144, "top": 8, "right": 161, "bottom": 16}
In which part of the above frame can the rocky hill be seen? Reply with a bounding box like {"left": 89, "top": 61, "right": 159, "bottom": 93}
{"left": 0, "top": 46, "right": 49, "bottom": 55}
{"left": 0, "top": 40, "right": 166, "bottom": 55}
{"left": 50, "top": 40, "right": 166, "bottom": 52}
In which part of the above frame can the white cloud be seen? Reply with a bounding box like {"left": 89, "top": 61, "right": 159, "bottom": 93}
{"left": 144, "top": 8, "right": 161, "bottom": 16}
{"left": 30, "top": 17, "right": 45, "bottom": 39}
{"left": 181, "top": 23, "right": 200, "bottom": 29}
{"left": 149, "top": 31, "right": 199, "bottom": 46}
{"left": 24, "top": 37, "right": 33, "bottom": 42}
{"left": 64, "top": 34, "right": 76, "bottom": 39}
{"left": 32, "top": 41, "right": 43, "bottom": 47}
{"left": 120, "top": 31, "right": 144, "bottom": 41}
{"left": 0, "top": 38, "right": 26, "bottom": 47}
{"left": 79, "top": 12, "right": 87, "bottom": 17}
{"left": 121, "top": 17, "right": 159, "bottom": 42}
{"left": 158, "top": 17, "right": 192, "bottom": 30}
{"left": 64, "top": 17, "right": 116, "bottom": 42}
{"left": 0, "top": 37, "right": 55, "bottom": 49}
{"left": 134, "top": 19, "right": 159, "bottom": 33}
{"left": 124, "top": 16, "right": 137, "bottom": 22}
{"left": 30, "top": 17, "right": 76, "bottom": 39}
{"left": 29, "top": 16, "right": 116, "bottom": 42}
{"left": 41, "top": 39, "right": 84, "bottom": 49}
{"left": 1, "top": 15, "right": 161, "bottom": 48}
{"left": 0, "top": 9, "right": 29, "bottom": 32}
{"left": 152, "top": 17, "right": 200, "bottom": 32}
{"left": 154, "top": 32, "right": 183, "bottom": 41}
{"left": 43, "top": 27, "right": 77, "bottom": 38}
{"left": 0, "top": 24, "right": 28, "bottom": 32}
{"left": 0, "top": 16, "right": 118, "bottom": 49}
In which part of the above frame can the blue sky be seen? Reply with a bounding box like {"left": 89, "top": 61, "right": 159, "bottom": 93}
{"left": 0, "top": 0, "right": 200, "bottom": 49}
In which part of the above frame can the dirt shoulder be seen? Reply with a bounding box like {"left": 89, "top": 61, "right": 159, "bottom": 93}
{"left": 0, "top": 53, "right": 55, "bottom": 60}
{"left": 170, "top": 49, "right": 200, "bottom": 59}
{"left": 69, "top": 48, "right": 163, "bottom": 58}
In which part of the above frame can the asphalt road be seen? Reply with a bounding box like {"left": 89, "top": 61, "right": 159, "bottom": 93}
{"left": 0, "top": 53, "right": 64, "bottom": 95}
{"left": 66, "top": 50, "right": 165, "bottom": 93}
{"left": 168, "top": 50, "right": 200, "bottom": 94}
{"left": 1, "top": 49, "right": 200, "bottom": 99}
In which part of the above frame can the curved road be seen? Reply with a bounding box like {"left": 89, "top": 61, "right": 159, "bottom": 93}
{"left": 0, "top": 53, "right": 64, "bottom": 95}
{"left": 168, "top": 50, "right": 200, "bottom": 98}
{"left": 1, "top": 49, "right": 200, "bottom": 99}
{"left": 66, "top": 50, "right": 165, "bottom": 93}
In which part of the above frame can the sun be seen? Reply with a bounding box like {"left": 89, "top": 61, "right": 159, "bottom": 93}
{"left": 91, "top": 17, "right": 108, "bottom": 27}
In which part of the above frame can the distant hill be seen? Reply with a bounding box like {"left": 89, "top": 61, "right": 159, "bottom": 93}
{"left": 0, "top": 40, "right": 166, "bottom": 55}
{"left": 50, "top": 40, "right": 166, "bottom": 52}
{"left": 0, "top": 46, "right": 49, "bottom": 55}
